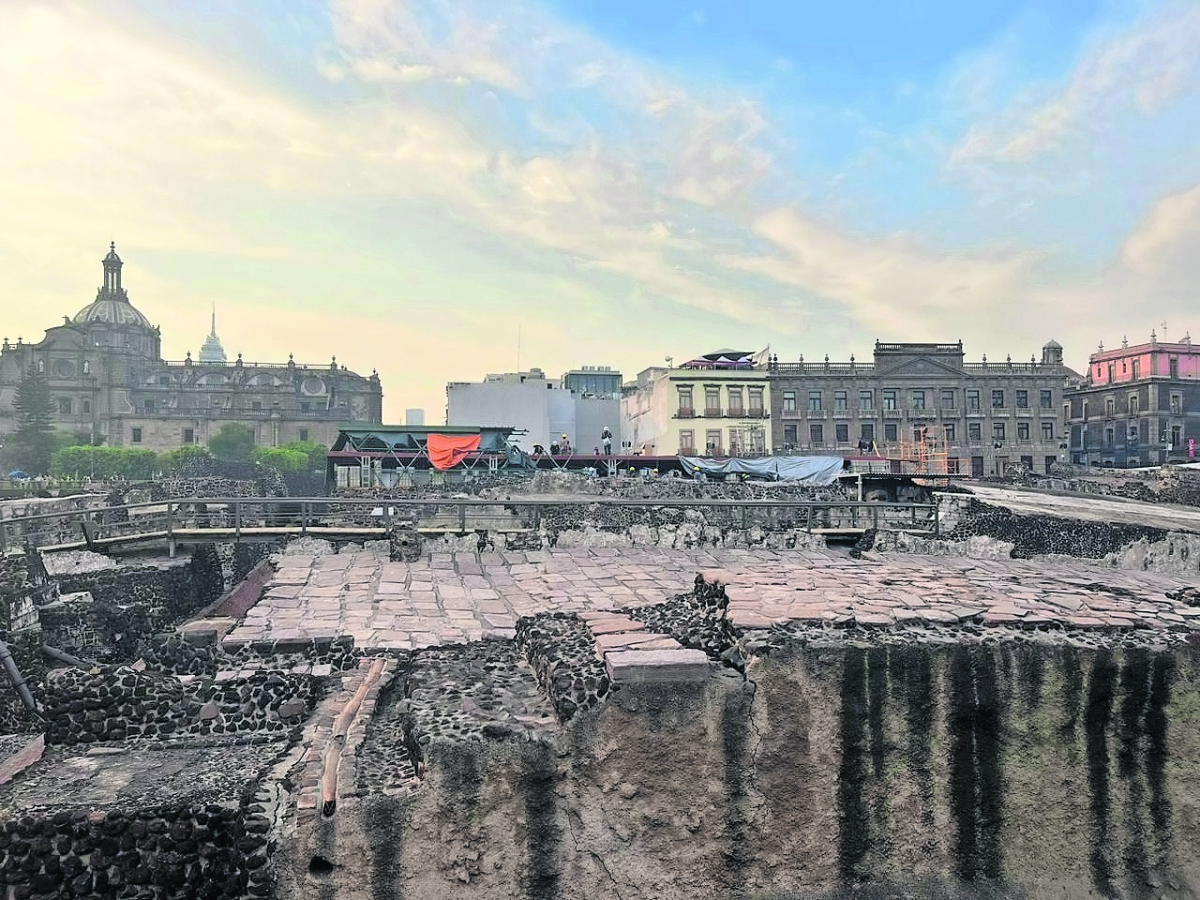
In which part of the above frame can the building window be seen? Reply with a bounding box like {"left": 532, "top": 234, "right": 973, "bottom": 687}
{"left": 301, "top": 401, "right": 311, "bottom": 412}
{"left": 967, "top": 390, "right": 980, "bottom": 410}
{"left": 944, "top": 423, "right": 956, "bottom": 441}
{"left": 183, "top": 428, "right": 195, "bottom": 444}
{"left": 57, "top": 397, "right": 72, "bottom": 415}
{"left": 859, "top": 390, "right": 873, "bottom": 411}
{"left": 782, "top": 390, "right": 796, "bottom": 412}
{"left": 1129, "top": 394, "right": 1139, "bottom": 415}
{"left": 1105, "top": 427, "right": 1114, "bottom": 447}
{"left": 159, "top": 375, "right": 170, "bottom": 386}
{"left": 1132, "top": 360, "right": 1140, "bottom": 379}
{"left": 679, "top": 430, "right": 695, "bottom": 453}
{"left": 82, "top": 400, "right": 91, "bottom": 414}
{"left": 1080, "top": 401, "right": 1087, "bottom": 421}
{"left": 1129, "top": 426, "right": 1139, "bottom": 444}
{"left": 834, "top": 390, "right": 847, "bottom": 411}
{"left": 251, "top": 400, "right": 263, "bottom": 411}
{"left": 1172, "top": 425, "right": 1182, "bottom": 448}
{"left": 968, "top": 422, "right": 981, "bottom": 441}
{"left": 1107, "top": 363, "right": 1115, "bottom": 382}
{"left": 705, "top": 429, "right": 722, "bottom": 455}
{"left": 142, "top": 399, "right": 155, "bottom": 414}
{"left": 810, "top": 424, "right": 824, "bottom": 445}
{"left": 1021, "top": 455, "right": 1034, "bottom": 470}
{"left": 991, "top": 389, "right": 1004, "bottom": 409}
{"left": 993, "top": 422, "right": 1006, "bottom": 442}
{"left": 1171, "top": 394, "right": 1182, "bottom": 414}
{"left": 883, "top": 389, "right": 897, "bottom": 410}
{"left": 1042, "top": 422, "right": 1054, "bottom": 440}
{"left": 748, "top": 387, "right": 764, "bottom": 415}
{"left": 131, "top": 427, "right": 143, "bottom": 444}
{"left": 1105, "top": 398, "right": 1115, "bottom": 417}
{"left": 913, "top": 427, "right": 925, "bottom": 443}
{"left": 884, "top": 423, "right": 898, "bottom": 442}
{"left": 1016, "top": 390, "right": 1028, "bottom": 409}
{"left": 1017, "top": 421, "right": 1030, "bottom": 441}
{"left": 947, "top": 458, "right": 960, "bottom": 475}
{"left": 836, "top": 423, "right": 849, "bottom": 443}
{"left": 911, "top": 390, "right": 926, "bottom": 410}
{"left": 783, "top": 424, "right": 797, "bottom": 446}
{"left": 728, "top": 387, "right": 744, "bottom": 416}
{"left": 808, "top": 391, "right": 822, "bottom": 412}
{"left": 941, "top": 389, "right": 955, "bottom": 409}
{"left": 299, "top": 428, "right": 309, "bottom": 442}
{"left": 1040, "top": 389, "right": 1052, "bottom": 408}
{"left": 678, "top": 386, "right": 694, "bottom": 415}
{"left": 1170, "top": 358, "right": 1179, "bottom": 379}
{"left": 729, "top": 429, "right": 741, "bottom": 456}
{"left": 861, "top": 424, "right": 874, "bottom": 443}
{"left": 970, "top": 456, "right": 983, "bottom": 476}
{"left": 705, "top": 387, "right": 721, "bottom": 416}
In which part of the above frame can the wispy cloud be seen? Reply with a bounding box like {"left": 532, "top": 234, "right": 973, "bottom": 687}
{"left": 950, "top": 2, "right": 1200, "bottom": 167}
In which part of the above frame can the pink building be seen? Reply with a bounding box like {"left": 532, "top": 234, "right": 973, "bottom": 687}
{"left": 1068, "top": 332, "right": 1200, "bottom": 466}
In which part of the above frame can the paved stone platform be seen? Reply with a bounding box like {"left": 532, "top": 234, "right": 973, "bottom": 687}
{"left": 223, "top": 545, "right": 1200, "bottom": 651}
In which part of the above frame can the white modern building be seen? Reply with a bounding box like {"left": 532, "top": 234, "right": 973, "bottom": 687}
{"left": 446, "top": 366, "right": 621, "bottom": 453}
{"left": 620, "top": 350, "right": 772, "bottom": 457}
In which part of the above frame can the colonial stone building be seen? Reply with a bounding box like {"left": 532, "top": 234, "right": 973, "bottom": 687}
{"left": 0, "top": 245, "right": 383, "bottom": 454}
{"left": 1067, "top": 333, "right": 1200, "bottom": 467}
{"left": 767, "top": 340, "right": 1078, "bottom": 476}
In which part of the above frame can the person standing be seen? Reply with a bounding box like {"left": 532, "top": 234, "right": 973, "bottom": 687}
{"left": 601, "top": 426, "right": 613, "bottom": 455}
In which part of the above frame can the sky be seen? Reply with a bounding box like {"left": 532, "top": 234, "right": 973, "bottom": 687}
{"left": 2, "top": 0, "right": 1199, "bottom": 424}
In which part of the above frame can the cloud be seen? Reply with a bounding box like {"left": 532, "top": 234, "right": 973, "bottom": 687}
{"left": 950, "top": 2, "right": 1200, "bottom": 167}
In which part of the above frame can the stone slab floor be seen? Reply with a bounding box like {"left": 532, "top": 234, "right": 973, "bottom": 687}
{"left": 221, "top": 544, "right": 1200, "bottom": 651}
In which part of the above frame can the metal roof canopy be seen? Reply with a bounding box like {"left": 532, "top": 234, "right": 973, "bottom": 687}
{"left": 330, "top": 425, "right": 518, "bottom": 453}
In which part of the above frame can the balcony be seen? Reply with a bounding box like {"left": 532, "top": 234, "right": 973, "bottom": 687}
{"left": 806, "top": 410, "right": 827, "bottom": 420}
{"left": 675, "top": 407, "right": 695, "bottom": 419}
{"left": 747, "top": 407, "right": 767, "bottom": 419}
{"left": 833, "top": 408, "right": 852, "bottom": 418}
{"left": 726, "top": 408, "right": 746, "bottom": 418}
{"left": 703, "top": 407, "right": 722, "bottom": 418}
{"left": 781, "top": 408, "right": 802, "bottom": 419}
{"left": 965, "top": 407, "right": 985, "bottom": 417}
{"left": 882, "top": 408, "right": 902, "bottom": 419}
{"left": 1015, "top": 406, "right": 1034, "bottom": 417}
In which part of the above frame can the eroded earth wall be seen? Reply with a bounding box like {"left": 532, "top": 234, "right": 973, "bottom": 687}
{"left": 278, "top": 639, "right": 1200, "bottom": 900}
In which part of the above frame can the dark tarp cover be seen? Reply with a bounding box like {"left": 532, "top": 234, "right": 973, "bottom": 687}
{"left": 677, "top": 455, "right": 844, "bottom": 484}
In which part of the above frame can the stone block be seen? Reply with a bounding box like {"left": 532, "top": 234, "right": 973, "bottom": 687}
{"left": 605, "top": 649, "right": 711, "bottom": 684}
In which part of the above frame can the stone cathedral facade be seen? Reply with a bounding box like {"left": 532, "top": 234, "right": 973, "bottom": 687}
{"left": 0, "top": 245, "right": 383, "bottom": 454}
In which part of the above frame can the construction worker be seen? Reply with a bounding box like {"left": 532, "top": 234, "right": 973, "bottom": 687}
{"left": 559, "top": 434, "right": 572, "bottom": 454}
{"left": 601, "top": 426, "right": 613, "bottom": 455}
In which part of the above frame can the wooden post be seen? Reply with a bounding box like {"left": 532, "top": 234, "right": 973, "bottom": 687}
{"left": 166, "top": 501, "right": 175, "bottom": 559}
{"left": 234, "top": 501, "right": 242, "bottom": 544}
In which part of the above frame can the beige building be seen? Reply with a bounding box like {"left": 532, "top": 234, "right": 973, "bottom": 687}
{"left": 0, "top": 244, "right": 383, "bottom": 454}
{"left": 620, "top": 350, "right": 771, "bottom": 457}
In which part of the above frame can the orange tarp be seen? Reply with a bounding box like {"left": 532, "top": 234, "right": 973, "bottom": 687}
{"left": 427, "top": 433, "right": 482, "bottom": 470}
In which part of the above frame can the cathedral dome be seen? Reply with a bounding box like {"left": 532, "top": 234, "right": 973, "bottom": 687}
{"left": 72, "top": 243, "right": 153, "bottom": 329}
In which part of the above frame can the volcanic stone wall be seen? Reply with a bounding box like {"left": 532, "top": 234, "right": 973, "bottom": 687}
{"left": 0, "top": 801, "right": 271, "bottom": 900}
{"left": 44, "top": 665, "right": 319, "bottom": 746}
{"left": 0, "top": 550, "right": 48, "bottom": 732}
{"left": 146, "top": 635, "right": 358, "bottom": 677}
{"left": 46, "top": 546, "right": 225, "bottom": 662}
{"left": 946, "top": 499, "right": 1168, "bottom": 558}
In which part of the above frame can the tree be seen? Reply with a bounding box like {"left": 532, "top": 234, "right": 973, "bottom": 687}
{"left": 207, "top": 422, "right": 256, "bottom": 462}
{"left": 279, "top": 439, "right": 327, "bottom": 473}
{"left": 160, "top": 445, "right": 213, "bottom": 474}
{"left": 52, "top": 446, "right": 158, "bottom": 480}
{"left": 252, "top": 447, "right": 308, "bottom": 473}
{"left": 8, "top": 367, "right": 56, "bottom": 475}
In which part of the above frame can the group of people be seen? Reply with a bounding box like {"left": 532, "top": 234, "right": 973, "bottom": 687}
{"left": 533, "top": 427, "right": 615, "bottom": 457}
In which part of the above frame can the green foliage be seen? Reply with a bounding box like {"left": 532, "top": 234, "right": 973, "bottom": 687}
{"left": 8, "top": 367, "right": 57, "bottom": 474}
{"left": 279, "top": 439, "right": 327, "bottom": 473}
{"left": 251, "top": 447, "right": 308, "bottom": 473}
{"left": 51, "top": 445, "right": 159, "bottom": 480}
{"left": 207, "top": 422, "right": 256, "bottom": 462}
{"left": 159, "top": 445, "right": 213, "bottom": 473}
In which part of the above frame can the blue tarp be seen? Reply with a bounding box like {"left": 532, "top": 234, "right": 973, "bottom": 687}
{"left": 677, "top": 455, "right": 845, "bottom": 484}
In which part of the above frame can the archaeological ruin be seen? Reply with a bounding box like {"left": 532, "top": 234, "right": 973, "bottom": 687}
{"left": 3, "top": 464, "right": 1200, "bottom": 899}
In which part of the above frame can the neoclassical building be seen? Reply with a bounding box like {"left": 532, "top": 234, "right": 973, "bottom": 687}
{"left": 0, "top": 245, "right": 383, "bottom": 454}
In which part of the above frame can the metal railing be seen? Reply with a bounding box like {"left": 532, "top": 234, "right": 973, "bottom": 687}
{"left": 0, "top": 496, "right": 940, "bottom": 552}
